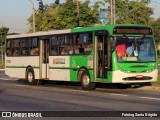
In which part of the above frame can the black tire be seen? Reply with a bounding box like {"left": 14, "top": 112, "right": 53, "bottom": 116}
{"left": 26, "top": 67, "right": 38, "bottom": 85}
{"left": 81, "top": 70, "right": 96, "bottom": 90}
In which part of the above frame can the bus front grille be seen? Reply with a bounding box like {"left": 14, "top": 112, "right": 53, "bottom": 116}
{"left": 123, "top": 76, "right": 152, "bottom": 81}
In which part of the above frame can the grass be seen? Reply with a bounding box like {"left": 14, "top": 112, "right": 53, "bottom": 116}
{"left": 0, "top": 59, "right": 5, "bottom": 69}
{"left": 152, "top": 56, "right": 160, "bottom": 85}
{"left": 152, "top": 70, "right": 160, "bottom": 85}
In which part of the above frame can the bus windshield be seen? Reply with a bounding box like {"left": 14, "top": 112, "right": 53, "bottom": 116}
{"left": 115, "top": 36, "right": 156, "bottom": 62}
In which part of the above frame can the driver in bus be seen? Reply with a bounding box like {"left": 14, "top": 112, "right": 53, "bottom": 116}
{"left": 126, "top": 42, "right": 136, "bottom": 56}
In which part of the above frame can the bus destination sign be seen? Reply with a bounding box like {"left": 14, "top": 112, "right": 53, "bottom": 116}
{"left": 113, "top": 27, "right": 152, "bottom": 35}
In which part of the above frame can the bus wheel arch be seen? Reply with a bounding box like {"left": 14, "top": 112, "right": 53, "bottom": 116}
{"left": 78, "top": 68, "right": 96, "bottom": 90}
{"left": 77, "top": 67, "right": 86, "bottom": 82}
{"left": 26, "top": 66, "right": 38, "bottom": 85}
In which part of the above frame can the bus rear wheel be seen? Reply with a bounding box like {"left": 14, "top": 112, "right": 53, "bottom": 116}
{"left": 81, "top": 70, "right": 96, "bottom": 90}
{"left": 26, "top": 68, "right": 38, "bottom": 85}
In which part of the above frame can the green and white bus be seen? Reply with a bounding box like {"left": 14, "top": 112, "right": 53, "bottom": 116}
{"left": 5, "top": 24, "right": 158, "bottom": 90}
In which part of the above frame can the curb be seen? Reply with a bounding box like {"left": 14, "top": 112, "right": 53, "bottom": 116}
{"left": 0, "top": 69, "right": 4, "bottom": 71}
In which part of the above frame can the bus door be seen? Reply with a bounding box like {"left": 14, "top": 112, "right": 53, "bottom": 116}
{"left": 39, "top": 39, "right": 49, "bottom": 79}
{"left": 94, "top": 31, "right": 109, "bottom": 80}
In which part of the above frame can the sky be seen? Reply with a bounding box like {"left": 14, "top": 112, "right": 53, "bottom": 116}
{"left": 0, "top": 0, "right": 160, "bottom": 33}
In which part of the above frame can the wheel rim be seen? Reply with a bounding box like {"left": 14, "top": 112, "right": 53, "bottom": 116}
{"left": 28, "top": 72, "right": 33, "bottom": 82}
{"left": 82, "top": 75, "right": 90, "bottom": 86}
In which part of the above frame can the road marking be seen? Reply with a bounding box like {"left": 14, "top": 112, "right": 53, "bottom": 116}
{"left": 109, "top": 93, "right": 129, "bottom": 97}
{"left": 140, "top": 97, "right": 160, "bottom": 101}
{"left": 69, "top": 89, "right": 89, "bottom": 93}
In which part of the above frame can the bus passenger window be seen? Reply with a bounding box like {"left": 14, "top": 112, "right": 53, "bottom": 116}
{"left": 79, "top": 44, "right": 84, "bottom": 54}
{"left": 20, "top": 39, "right": 26, "bottom": 47}
{"left": 73, "top": 35, "right": 79, "bottom": 44}
{"left": 13, "top": 50, "right": 17, "bottom": 56}
{"left": 67, "top": 46, "right": 73, "bottom": 55}
{"left": 34, "top": 48, "right": 39, "bottom": 55}
{"left": 50, "top": 46, "right": 59, "bottom": 56}
{"left": 7, "top": 40, "right": 11, "bottom": 47}
{"left": 30, "top": 48, "right": 39, "bottom": 55}
{"left": 61, "top": 47, "right": 67, "bottom": 55}
{"left": 56, "top": 36, "right": 62, "bottom": 44}
{"left": 15, "top": 40, "right": 20, "bottom": 47}
{"left": 12, "top": 49, "right": 19, "bottom": 56}
{"left": 50, "top": 49, "right": 57, "bottom": 55}
{"left": 6, "top": 49, "right": 12, "bottom": 56}
{"left": 21, "top": 48, "right": 28, "bottom": 55}
{"left": 89, "top": 34, "right": 92, "bottom": 43}
{"left": 74, "top": 45, "right": 80, "bottom": 54}
{"left": 84, "top": 44, "right": 92, "bottom": 54}
{"left": 27, "top": 38, "right": 32, "bottom": 46}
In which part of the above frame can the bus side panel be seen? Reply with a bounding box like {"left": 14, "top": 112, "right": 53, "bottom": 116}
{"left": 107, "top": 71, "right": 113, "bottom": 83}
{"left": 70, "top": 69, "right": 78, "bottom": 82}
{"left": 70, "top": 56, "right": 94, "bottom": 82}
{"left": 89, "top": 69, "right": 94, "bottom": 82}
{"left": 49, "top": 56, "right": 70, "bottom": 81}
{"left": 5, "top": 57, "right": 40, "bottom": 79}
{"left": 49, "top": 69, "right": 70, "bottom": 81}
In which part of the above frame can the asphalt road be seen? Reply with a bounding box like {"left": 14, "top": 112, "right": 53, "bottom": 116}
{"left": 0, "top": 70, "right": 160, "bottom": 120}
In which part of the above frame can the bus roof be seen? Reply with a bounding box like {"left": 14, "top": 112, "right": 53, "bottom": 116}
{"left": 7, "top": 29, "right": 71, "bottom": 39}
{"left": 71, "top": 24, "right": 151, "bottom": 33}
{"left": 7, "top": 24, "right": 152, "bottom": 39}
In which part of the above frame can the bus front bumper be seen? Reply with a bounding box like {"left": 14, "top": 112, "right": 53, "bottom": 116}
{"left": 112, "top": 69, "right": 158, "bottom": 83}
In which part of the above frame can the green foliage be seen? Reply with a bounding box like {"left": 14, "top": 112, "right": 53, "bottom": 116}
{"left": 0, "top": 27, "right": 9, "bottom": 67}
{"left": 152, "top": 70, "right": 160, "bottom": 85}
{"left": 28, "top": 0, "right": 100, "bottom": 32}
{"left": 105, "top": 0, "right": 153, "bottom": 25}
{"left": 141, "top": 0, "right": 151, "bottom": 3}
{"left": 0, "top": 60, "right": 4, "bottom": 69}
{"left": 27, "top": 0, "right": 160, "bottom": 44}
{"left": 0, "top": 27, "right": 9, "bottom": 43}
{"left": 151, "top": 18, "right": 160, "bottom": 43}
{"left": 153, "top": 57, "right": 160, "bottom": 85}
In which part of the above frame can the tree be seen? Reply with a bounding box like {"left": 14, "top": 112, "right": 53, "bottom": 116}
{"left": 0, "top": 27, "right": 9, "bottom": 43}
{"left": 28, "top": 0, "right": 101, "bottom": 32}
{"left": 105, "top": 0, "right": 153, "bottom": 25}
{"left": 151, "top": 18, "right": 160, "bottom": 43}
{"left": 0, "top": 27, "right": 9, "bottom": 65}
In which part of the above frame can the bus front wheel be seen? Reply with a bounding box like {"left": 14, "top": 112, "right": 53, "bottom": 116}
{"left": 81, "top": 70, "right": 96, "bottom": 90}
{"left": 26, "top": 68, "right": 38, "bottom": 85}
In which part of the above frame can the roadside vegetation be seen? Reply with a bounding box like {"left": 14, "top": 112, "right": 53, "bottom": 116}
{"left": 153, "top": 56, "right": 160, "bottom": 85}
{"left": 152, "top": 70, "right": 160, "bottom": 85}
{"left": 0, "top": 60, "right": 4, "bottom": 69}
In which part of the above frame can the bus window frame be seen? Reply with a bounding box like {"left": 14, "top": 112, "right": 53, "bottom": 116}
{"left": 49, "top": 32, "right": 93, "bottom": 56}
{"left": 6, "top": 37, "right": 40, "bottom": 57}
{"left": 73, "top": 32, "right": 93, "bottom": 55}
